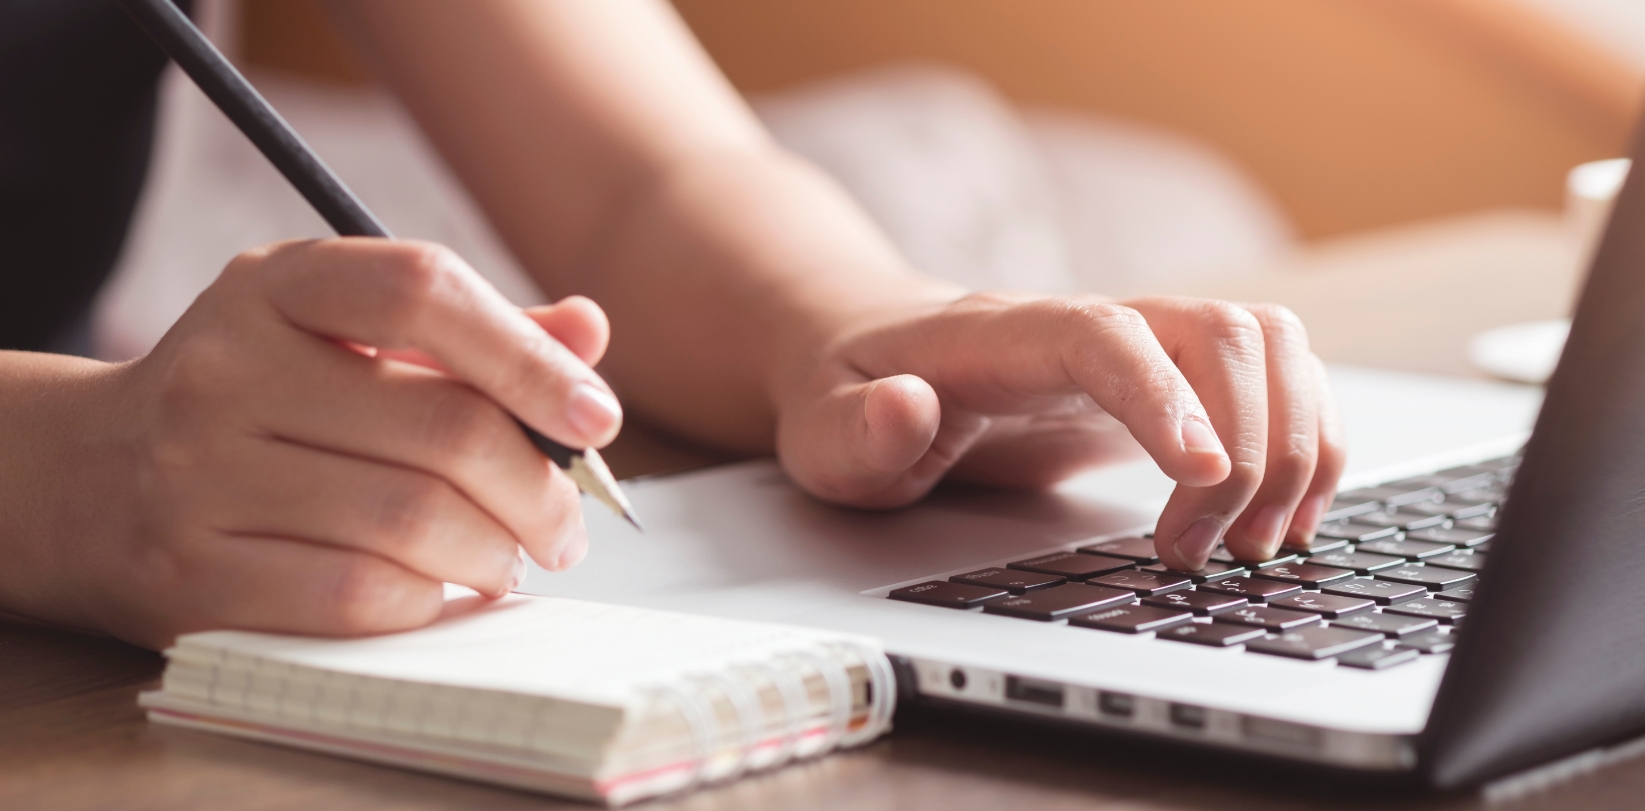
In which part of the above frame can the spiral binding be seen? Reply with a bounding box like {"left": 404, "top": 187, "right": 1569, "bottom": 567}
{"left": 791, "top": 647, "right": 852, "bottom": 756}
{"left": 749, "top": 656, "right": 811, "bottom": 768}
{"left": 837, "top": 642, "right": 896, "bottom": 748}
{"left": 653, "top": 681, "right": 718, "bottom": 793}
{"left": 651, "top": 640, "right": 897, "bottom": 791}
{"left": 701, "top": 669, "right": 765, "bottom": 783}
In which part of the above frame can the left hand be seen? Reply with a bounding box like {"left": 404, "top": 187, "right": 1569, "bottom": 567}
{"left": 773, "top": 292, "right": 1345, "bottom": 572}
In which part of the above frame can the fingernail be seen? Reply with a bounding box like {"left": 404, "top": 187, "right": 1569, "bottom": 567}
{"left": 555, "top": 517, "right": 589, "bottom": 571}
{"left": 1248, "top": 504, "right": 1289, "bottom": 559}
{"left": 1180, "top": 418, "right": 1223, "bottom": 456}
{"left": 1289, "top": 494, "right": 1328, "bottom": 546}
{"left": 509, "top": 548, "right": 528, "bottom": 592}
{"left": 556, "top": 539, "right": 587, "bottom": 571}
{"left": 1173, "top": 517, "right": 1225, "bottom": 569}
{"left": 566, "top": 382, "right": 621, "bottom": 441}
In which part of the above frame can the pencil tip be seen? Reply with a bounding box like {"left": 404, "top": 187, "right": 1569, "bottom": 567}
{"left": 565, "top": 448, "right": 644, "bottom": 532}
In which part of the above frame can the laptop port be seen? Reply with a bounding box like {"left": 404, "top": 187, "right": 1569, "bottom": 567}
{"left": 1098, "top": 691, "right": 1135, "bottom": 718}
{"left": 949, "top": 668, "right": 967, "bottom": 690}
{"left": 1004, "top": 675, "right": 1064, "bottom": 708}
{"left": 1242, "top": 716, "right": 1321, "bottom": 749}
{"left": 1169, "top": 703, "right": 1207, "bottom": 730}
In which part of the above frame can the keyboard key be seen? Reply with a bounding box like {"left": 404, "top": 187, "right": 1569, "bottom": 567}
{"left": 1069, "top": 604, "right": 1193, "bottom": 634}
{"left": 1423, "top": 551, "right": 1487, "bottom": 573}
{"left": 1330, "top": 612, "right": 1439, "bottom": 637}
{"left": 1009, "top": 551, "right": 1134, "bottom": 580}
{"left": 1397, "top": 629, "right": 1457, "bottom": 654}
{"left": 1355, "top": 538, "right": 1456, "bottom": 560}
{"left": 1244, "top": 625, "right": 1382, "bottom": 660}
{"left": 1320, "top": 577, "right": 1427, "bottom": 605}
{"left": 1438, "top": 584, "right": 1477, "bottom": 602}
{"left": 1406, "top": 527, "right": 1493, "bottom": 547}
{"left": 1295, "top": 537, "right": 1351, "bottom": 555}
{"left": 1323, "top": 496, "right": 1381, "bottom": 522}
{"left": 1314, "top": 523, "right": 1399, "bottom": 543}
{"left": 1198, "top": 577, "right": 1303, "bottom": 603}
{"left": 1077, "top": 536, "right": 1160, "bottom": 563}
{"left": 1429, "top": 467, "right": 1502, "bottom": 494}
{"left": 1375, "top": 565, "right": 1478, "bottom": 591}
{"left": 1142, "top": 589, "right": 1248, "bottom": 616}
{"left": 982, "top": 583, "right": 1135, "bottom": 621}
{"left": 1088, "top": 569, "right": 1193, "bottom": 596}
{"left": 1140, "top": 561, "right": 1247, "bottom": 583}
{"left": 1453, "top": 515, "right": 1498, "bottom": 532}
{"left": 1271, "top": 592, "right": 1374, "bottom": 618}
{"left": 890, "top": 580, "right": 1007, "bottom": 609}
{"left": 1336, "top": 645, "right": 1421, "bottom": 670}
{"left": 1453, "top": 486, "right": 1507, "bottom": 503}
{"left": 950, "top": 568, "right": 1066, "bottom": 594}
{"left": 1353, "top": 509, "right": 1448, "bottom": 531}
{"left": 1341, "top": 485, "right": 1443, "bottom": 507}
{"left": 1251, "top": 562, "right": 1356, "bottom": 589}
{"left": 1156, "top": 622, "right": 1266, "bottom": 648}
{"left": 1208, "top": 548, "right": 1299, "bottom": 569}
{"left": 1215, "top": 605, "right": 1321, "bottom": 631}
{"left": 1440, "top": 498, "right": 1496, "bottom": 519}
{"left": 1383, "top": 598, "right": 1467, "bottom": 624}
{"left": 1305, "top": 550, "right": 1405, "bottom": 574}
{"left": 1401, "top": 498, "right": 1492, "bottom": 520}
{"left": 1398, "top": 501, "right": 1450, "bottom": 518}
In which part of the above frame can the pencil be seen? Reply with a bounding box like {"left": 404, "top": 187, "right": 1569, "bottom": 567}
{"left": 116, "top": 0, "right": 642, "bottom": 531}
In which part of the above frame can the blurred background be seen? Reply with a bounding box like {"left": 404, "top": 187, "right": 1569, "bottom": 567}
{"left": 98, "top": 0, "right": 1645, "bottom": 383}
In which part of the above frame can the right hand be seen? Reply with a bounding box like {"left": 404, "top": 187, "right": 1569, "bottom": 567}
{"left": 47, "top": 239, "right": 620, "bottom": 649}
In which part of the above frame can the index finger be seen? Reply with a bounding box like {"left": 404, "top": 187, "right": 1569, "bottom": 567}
{"left": 241, "top": 238, "right": 622, "bottom": 450}
{"left": 852, "top": 293, "right": 1232, "bottom": 487}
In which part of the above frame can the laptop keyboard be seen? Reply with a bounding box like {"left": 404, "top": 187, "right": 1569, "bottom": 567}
{"left": 887, "top": 455, "right": 1515, "bottom": 670}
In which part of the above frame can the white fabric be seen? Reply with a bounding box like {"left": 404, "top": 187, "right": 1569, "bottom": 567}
{"left": 754, "top": 64, "right": 1296, "bottom": 294}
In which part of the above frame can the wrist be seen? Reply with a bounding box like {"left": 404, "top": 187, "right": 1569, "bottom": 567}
{"left": 698, "top": 149, "right": 967, "bottom": 412}
{"left": 567, "top": 141, "right": 966, "bottom": 452}
{"left": 0, "top": 352, "right": 137, "bottom": 631}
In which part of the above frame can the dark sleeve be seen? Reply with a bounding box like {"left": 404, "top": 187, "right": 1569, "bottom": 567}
{"left": 0, "top": 0, "right": 190, "bottom": 352}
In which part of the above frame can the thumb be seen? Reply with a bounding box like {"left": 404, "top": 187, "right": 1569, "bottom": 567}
{"left": 778, "top": 374, "right": 978, "bottom": 508}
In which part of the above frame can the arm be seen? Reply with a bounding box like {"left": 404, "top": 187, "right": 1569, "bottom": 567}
{"left": 329, "top": 0, "right": 942, "bottom": 451}
{"left": 334, "top": 0, "right": 1345, "bottom": 568}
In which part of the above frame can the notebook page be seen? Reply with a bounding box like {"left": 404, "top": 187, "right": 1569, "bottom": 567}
{"left": 172, "top": 595, "right": 880, "bottom": 710}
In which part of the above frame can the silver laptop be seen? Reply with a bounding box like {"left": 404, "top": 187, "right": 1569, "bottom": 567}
{"left": 522, "top": 129, "right": 1645, "bottom": 789}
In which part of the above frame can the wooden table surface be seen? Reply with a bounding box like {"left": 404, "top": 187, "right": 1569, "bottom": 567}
{"left": 9, "top": 212, "right": 1640, "bottom": 810}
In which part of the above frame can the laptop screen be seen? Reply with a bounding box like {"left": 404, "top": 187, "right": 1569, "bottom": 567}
{"left": 1422, "top": 126, "right": 1645, "bottom": 786}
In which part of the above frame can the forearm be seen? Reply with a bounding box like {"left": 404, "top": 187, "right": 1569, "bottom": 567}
{"left": 571, "top": 146, "right": 957, "bottom": 449}
{"left": 0, "top": 352, "right": 132, "bottom": 629}
{"left": 333, "top": 0, "right": 957, "bottom": 450}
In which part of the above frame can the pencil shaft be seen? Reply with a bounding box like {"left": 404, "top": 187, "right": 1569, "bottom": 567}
{"left": 115, "top": 0, "right": 389, "bottom": 239}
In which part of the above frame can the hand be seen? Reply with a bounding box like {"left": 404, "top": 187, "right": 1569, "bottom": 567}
{"left": 16, "top": 239, "right": 620, "bottom": 649}
{"left": 774, "top": 292, "right": 1345, "bottom": 571}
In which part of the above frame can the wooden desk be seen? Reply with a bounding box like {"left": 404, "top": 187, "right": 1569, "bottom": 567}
{"left": 6, "top": 213, "right": 1635, "bottom": 810}
{"left": 9, "top": 611, "right": 1645, "bottom": 811}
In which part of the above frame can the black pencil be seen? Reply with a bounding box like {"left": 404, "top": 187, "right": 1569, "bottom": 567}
{"left": 115, "top": 0, "right": 641, "bottom": 530}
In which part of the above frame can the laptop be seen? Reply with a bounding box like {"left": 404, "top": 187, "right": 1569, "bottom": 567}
{"left": 521, "top": 127, "right": 1645, "bottom": 790}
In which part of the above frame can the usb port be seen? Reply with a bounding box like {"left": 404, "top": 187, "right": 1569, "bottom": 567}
{"left": 1004, "top": 675, "right": 1064, "bottom": 708}
{"left": 1169, "top": 703, "right": 1207, "bottom": 730}
{"left": 1098, "top": 691, "right": 1135, "bottom": 718}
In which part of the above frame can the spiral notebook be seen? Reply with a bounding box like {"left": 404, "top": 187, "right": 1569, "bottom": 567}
{"left": 139, "top": 591, "right": 895, "bottom": 806}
